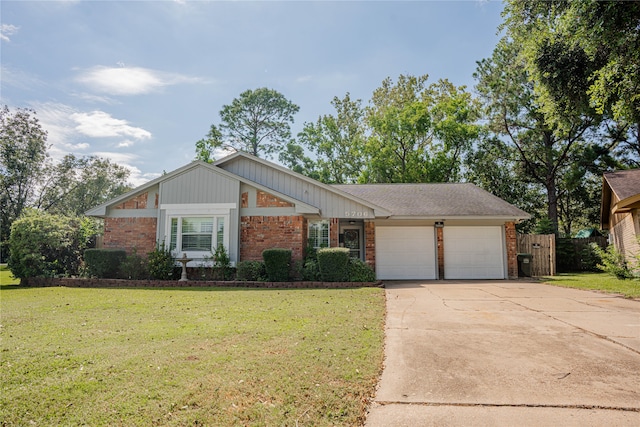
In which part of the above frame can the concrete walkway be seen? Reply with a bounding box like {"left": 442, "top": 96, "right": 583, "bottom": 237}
{"left": 365, "top": 280, "right": 640, "bottom": 426}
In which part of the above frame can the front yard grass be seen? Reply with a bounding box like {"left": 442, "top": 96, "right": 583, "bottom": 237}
{"left": 0, "top": 285, "right": 385, "bottom": 426}
{"left": 0, "top": 264, "right": 19, "bottom": 285}
{"left": 542, "top": 272, "right": 640, "bottom": 298}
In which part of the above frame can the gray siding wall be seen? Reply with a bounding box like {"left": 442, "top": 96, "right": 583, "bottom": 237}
{"left": 221, "top": 158, "right": 374, "bottom": 219}
{"left": 156, "top": 166, "right": 241, "bottom": 263}
{"left": 161, "top": 167, "right": 239, "bottom": 204}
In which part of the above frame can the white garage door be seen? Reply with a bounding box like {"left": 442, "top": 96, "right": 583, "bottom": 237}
{"left": 376, "top": 226, "right": 437, "bottom": 280}
{"left": 444, "top": 226, "right": 505, "bottom": 279}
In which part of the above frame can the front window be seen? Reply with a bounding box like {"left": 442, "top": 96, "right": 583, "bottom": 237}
{"left": 308, "top": 220, "right": 329, "bottom": 249}
{"left": 169, "top": 216, "right": 225, "bottom": 253}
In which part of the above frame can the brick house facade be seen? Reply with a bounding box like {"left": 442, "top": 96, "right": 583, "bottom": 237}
{"left": 87, "top": 152, "right": 529, "bottom": 280}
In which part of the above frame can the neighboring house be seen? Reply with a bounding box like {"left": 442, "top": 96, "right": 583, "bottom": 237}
{"left": 601, "top": 169, "right": 640, "bottom": 265}
{"left": 86, "top": 152, "right": 530, "bottom": 280}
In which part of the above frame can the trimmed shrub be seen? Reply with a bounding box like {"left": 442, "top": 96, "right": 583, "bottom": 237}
{"left": 84, "top": 248, "right": 127, "bottom": 278}
{"left": 262, "top": 248, "right": 291, "bottom": 282}
{"left": 236, "top": 260, "right": 266, "bottom": 281}
{"left": 8, "top": 210, "right": 92, "bottom": 279}
{"left": 147, "top": 242, "right": 176, "bottom": 280}
{"left": 317, "top": 247, "right": 350, "bottom": 282}
{"left": 119, "top": 249, "right": 148, "bottom": 280}
{"left": 348, "top": 258, "right": 376, "bottom": 282}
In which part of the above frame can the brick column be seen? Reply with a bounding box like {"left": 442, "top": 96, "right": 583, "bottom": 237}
{"left": 437, "top": 227, "right": 444, "bottom": 279}
{"left": 505, "top": 222, "right": 518, "bottom": 279}
{"left": 329, "top": 218, "right": 339, "bottom": 247}
{"left": 364, "top": 220, "right": 376, "bottom": 270}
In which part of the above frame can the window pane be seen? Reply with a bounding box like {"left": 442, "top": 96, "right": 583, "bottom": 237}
{"left": 182, "top": 234, "right": 213, "bottom": 251}
{"left": 308, "top": 220, "right": 329, "bottom": 249}
{"left": 170, "top": 218, "right": 178, "bottom": 251}
{"left": 182, "top": 217, "right": 213, "bottom": 233}
{"left": 217, "top": 217, "right": 225, "bottom": 247}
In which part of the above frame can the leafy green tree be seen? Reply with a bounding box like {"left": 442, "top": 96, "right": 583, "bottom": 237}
{"left": 0, "top": 106, "right": 48, "bottom": 261}
{"left": 36, "top": 154, "right": 130, "bottom": 216}
{"left": 363, "top": 75, "right": 479, "bottom": 183}
{"left": 294, "top": 93, "right": 366, "bottom": 183}
{"left": 502, "top": 0, "right": 640, "bottom": 166}
{"left": 465, "top": 134, "right": 544, "bottom": 232}
{"left": 196, "top": 88, "right": 299, "bottom": 160}
{"left": 474, "top": 39, "right": 598, "bottom": 235}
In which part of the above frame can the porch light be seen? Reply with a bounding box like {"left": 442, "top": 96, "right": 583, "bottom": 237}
{"left": 435, "top": 221, "right": 444, "bottom": 228}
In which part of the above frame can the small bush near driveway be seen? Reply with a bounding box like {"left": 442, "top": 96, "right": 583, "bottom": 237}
{"left": 0, "top": 286, "right": 385, "bottom": 426}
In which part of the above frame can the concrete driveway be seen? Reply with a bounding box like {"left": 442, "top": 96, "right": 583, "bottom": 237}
{"left": 365, "top": 280, "right": 640, "bottom": 426}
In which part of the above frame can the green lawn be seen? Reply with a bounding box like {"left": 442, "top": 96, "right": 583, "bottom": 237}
{"left": 0, "top": 285, "right": 385, "bottom": 426}
{"left": 0, "top": 264, "right": 19, "bottom": 285}
{"left": 542, "top": 272, "right": 640, "bottom": 298}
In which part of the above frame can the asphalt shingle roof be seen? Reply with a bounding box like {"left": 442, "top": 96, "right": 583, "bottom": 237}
{"left": 604, "top": 169, "right": 640, "bottom": 201}
{"left": 332, "top": 183, "right": 530, "bottom": 218}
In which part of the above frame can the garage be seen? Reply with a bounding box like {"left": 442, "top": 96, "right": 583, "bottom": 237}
{"left": 376, "top": 226, "right": 437, "bottom": 280}
{"left": 443, "top": 226, "right": 505, "bottom": 279}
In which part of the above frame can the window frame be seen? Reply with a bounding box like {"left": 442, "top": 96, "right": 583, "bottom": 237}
{"left": 308, "top": 219, "right": 330, "bottom": 249}
{"left": 161, "top": 203, "right": 234, "bottom": 260}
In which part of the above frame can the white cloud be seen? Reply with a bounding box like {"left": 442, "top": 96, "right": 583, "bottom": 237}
{"left": 71, "top": 111, "right": 152, "bottom": 140}
{"left": 76, "top": 65, "right": 205, "bottom": 96}
{"left": 1, "top": 24, "right": 19, "bottom": 42}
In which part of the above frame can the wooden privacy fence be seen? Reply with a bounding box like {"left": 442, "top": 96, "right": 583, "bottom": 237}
{"left": 516, "top": 234, "right": 556, "bottom": 277}
{"left": 516, "top": 234, "right": 609, "bottom": 276}
{"left": 556, "top": 236, "right": 608, "bottom": 272}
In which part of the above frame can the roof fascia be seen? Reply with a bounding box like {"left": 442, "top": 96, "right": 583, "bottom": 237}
{"left": 387, "top": 215, "right": 531, "bottom": 222}
{"left": 612, "top": 193, "right": 640, "bottom": 215}
{"left": 85, "top": 161, "right": 209, "bottom": 217}
{"left": 215, "top": 152, "right": 392, "bottom": 216}
{"left": 600, "top": 176, "right": 612, "bottom": 229}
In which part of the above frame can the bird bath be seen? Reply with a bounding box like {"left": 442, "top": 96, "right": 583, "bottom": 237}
{"left": 177, "top": 253, "right": 193, "bottom": 282}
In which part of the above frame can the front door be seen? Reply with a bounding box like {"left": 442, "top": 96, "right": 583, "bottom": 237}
{"left": 343, "top": 228, "right": 361, "bottom": 259}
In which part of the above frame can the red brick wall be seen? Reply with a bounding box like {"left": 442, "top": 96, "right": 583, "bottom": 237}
{"left": 240, "top": 215, "right": 305, "bottom": 262}
{"left": 330, "top": 218, "right": 339, "bottom": 247}
{"left": 364, "top": 220, "right": 376, "bottom": 270}
{"left": 505, "top": 222, "right": 518, "bottom": 279}
{"left": 256, "top": 191, "right": 294, "bottom": 208}
{"left": 115, "top": 192, "right": 148, "bottom": 209}
{"left": 103, "top": 217, "right": 157, "bottom": 255}
{"left": 241, "top": 192, "right": 249, "bottom": 208}
{"left": 436, "top": 227, "right": 444, "bottom": 279}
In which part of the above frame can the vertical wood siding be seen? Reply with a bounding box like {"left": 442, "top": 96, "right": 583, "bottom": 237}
{"left": 220, "top": 157, "right": 374, "bottom": 218}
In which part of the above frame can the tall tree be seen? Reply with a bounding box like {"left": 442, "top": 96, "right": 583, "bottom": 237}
{"left": 36, "top": 154, "right": 131, "bottom": 216}
{"left": 0, "top": 106, "right": 48, "bottom": 260}
{"left": 196, "top": 88, "right": 299, "bottom": 160}
{"left": 474, "top": 40, "right": 597, "bottom": 235}
{"left": 502, "top": 0, "right": 640, "bottom": 166}
{"left": 362, "top": 75, "right": 479, "bottom": 183}
{"left": 293, "top": 93, "right": 366, "bottom": 184}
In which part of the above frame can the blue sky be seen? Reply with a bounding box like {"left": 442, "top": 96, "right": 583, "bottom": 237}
{"left": 1, "top": 0, "right": 505, "bottom": 186}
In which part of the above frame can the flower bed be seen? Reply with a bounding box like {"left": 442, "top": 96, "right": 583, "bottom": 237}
{"left": 20, "top": 277, "right": 383, "bottom": 289}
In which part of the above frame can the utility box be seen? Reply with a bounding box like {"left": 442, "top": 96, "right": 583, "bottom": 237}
{"left": 517, "top": 253, "right": 533, "bottom": 277}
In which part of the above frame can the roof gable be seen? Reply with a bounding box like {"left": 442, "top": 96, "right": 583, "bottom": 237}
{"left": 215, "top": 152, "right": 392, "bottom": 217}
{"left": 601, "top": 169, "right": 640, "bottom": 227}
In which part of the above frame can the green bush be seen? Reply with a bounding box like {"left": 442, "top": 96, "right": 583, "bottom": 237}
{"left": 301, "top": 258, "right": 320, "bottom": 281}
{"left": 348, "top": 258, "right": 376, "bottom": 282}
{"left": 591, "top": 243, "right": 634, "bottom": 279}
{"left": 8, "top": 210, "right": 92, "bottom": 279}
{"left": 317, "top": 248, "right": 350, "bottom": 282}
{"left": 147, "top": 242, "right": 176, "bottom": 280}
{"left": 119, "top": 249, "right": 148, "bottom": 280}
{"left": 262, "top": 248, "right": 291, "bottom": 282}
{"left": 84, "top": 248, "right": 127, "bottom": 278}
{"left": 236, "top": 260, "right": 266, "bottom": 281}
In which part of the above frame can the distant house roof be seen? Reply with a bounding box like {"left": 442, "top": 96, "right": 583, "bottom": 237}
{"left": 601, "top": 169, "right": 640, "bottom": 228}
{"left": 333, "top": 183, "right": 530, "bottom": 219}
